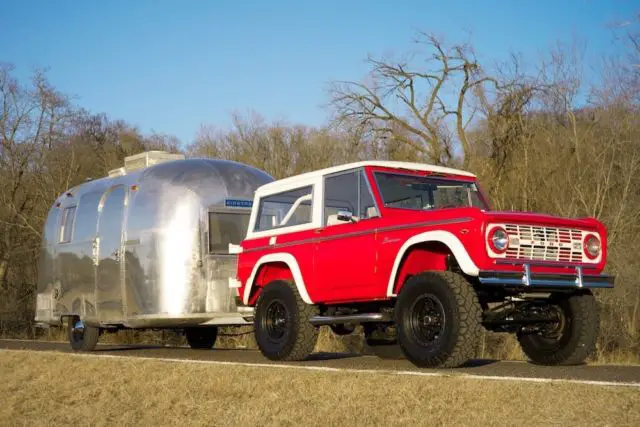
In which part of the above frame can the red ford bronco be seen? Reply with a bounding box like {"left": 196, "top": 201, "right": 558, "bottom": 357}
{"left": 233, "top": 161, "right": 613, "bottom": 368}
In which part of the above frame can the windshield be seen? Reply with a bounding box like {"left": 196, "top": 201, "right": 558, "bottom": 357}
{"left": 374, "top": 172, "right": 487, "bottom": 211}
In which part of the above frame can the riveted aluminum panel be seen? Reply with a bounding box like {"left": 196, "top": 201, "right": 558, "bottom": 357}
{"left": 35, "top": 157, "right": 273, "bottom": 328}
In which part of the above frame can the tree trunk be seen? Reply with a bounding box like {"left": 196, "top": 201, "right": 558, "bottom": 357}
{"left": 0, "top": 257, "right": 9, "bottom": 291}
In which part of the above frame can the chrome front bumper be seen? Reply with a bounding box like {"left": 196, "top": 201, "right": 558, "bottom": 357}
{"left": 478, "top": 264, "right": 614, "bottom": 289}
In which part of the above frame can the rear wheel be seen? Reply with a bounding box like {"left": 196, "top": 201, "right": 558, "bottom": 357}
{"left": 185, "top": 327, "right": 218, "bottom": 350}
{"left": 254, "top": 280, "right": 319, "bottom": 361}
{"left": 517, "top": 291, "right": 599, "bottom": 365}
{"left": 396, "top": 272, "right": 482, "bottom": 368}
{"left": 68, "top": 316, "right": 100, "bottom": 351}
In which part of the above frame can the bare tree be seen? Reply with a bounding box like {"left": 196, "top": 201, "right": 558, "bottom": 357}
{"left": 0, "top": 64, "right": 74, "bottom": 289}
{"left": 189, "top": 112, "right": 362, "bottom": 179}
{"left": 0, "top": 64, "right": 184, "bottom": 335}
{"left": 330, "top": 33, "right": 501, "bottom": 168}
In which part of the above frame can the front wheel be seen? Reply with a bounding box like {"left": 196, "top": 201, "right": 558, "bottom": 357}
{"left": 396, "top": 272, "right": 482, "bottom": 368}
{"left": 254, "top": 280, "right": 319, "bottom": 361}
{"left": 517, "top": 291, "right": 599, "bottom": 365}
{"left": 68, "top": 316, "right": 100, "bottom": 351}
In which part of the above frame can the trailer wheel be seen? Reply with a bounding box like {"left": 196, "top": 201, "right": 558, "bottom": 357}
{"left": 185, "top": 327, "right": 218, "bottom": 350}
{"left": 68, "top": 316, "right": 100, "bottom": 351}
{"left": 517, "top": 291, "right": 599, "bottom": 365}
{"left": 396, "top": 272, "right": 482, "bottom": 368}
{"left": 254, "top": 280, "right": 319, "bottom": 361}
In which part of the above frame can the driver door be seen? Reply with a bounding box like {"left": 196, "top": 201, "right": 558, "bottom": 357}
{"left": 313, "top": 169, "right": 380, "bottom": 303}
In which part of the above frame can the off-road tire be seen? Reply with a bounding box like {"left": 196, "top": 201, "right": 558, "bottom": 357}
{"left": 254, "top": 280, "right": 319, "bottom": 361}
{"left": 396, "top": 272, "right": 482, "bottom": 368}
{"left": 363, "top": 324, "right": 405, "bottom": 360}
{"left": 185, "top": 327, "right": 218, "bottom": 350}
{"left": 517, "top": 291, "right": 599, "bottom": 365}
{"left": 68, "top": 316, "right": 100, "bottom": 352}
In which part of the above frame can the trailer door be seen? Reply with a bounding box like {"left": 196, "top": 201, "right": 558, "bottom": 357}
{"left": 203, "top": 208, "right": 251, "bottom": 312}
{"left": 96, "top": 185, "right": 127, "bottom": 323}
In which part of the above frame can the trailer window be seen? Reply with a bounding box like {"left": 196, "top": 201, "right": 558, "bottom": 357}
{"left": 73, "top": 191, "right": 103, "bottom": 241}
{"left": 209, "top": 212, "right": 250, "bottom": 254}
{"left": 59, "top": 206, "right": 77, "bottom": 243}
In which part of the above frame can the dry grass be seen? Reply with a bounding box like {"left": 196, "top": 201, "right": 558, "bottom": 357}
{"left": 0, "top": 351, "right": 638, "bottom": 427}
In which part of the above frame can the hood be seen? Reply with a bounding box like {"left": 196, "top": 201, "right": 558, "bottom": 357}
{"left": 482, "top": 210, "right": 601, "bottom": 231}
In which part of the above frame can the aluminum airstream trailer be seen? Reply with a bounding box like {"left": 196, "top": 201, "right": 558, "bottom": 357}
{"left": 35, "top": 151, "right": 273, "bottom": 350}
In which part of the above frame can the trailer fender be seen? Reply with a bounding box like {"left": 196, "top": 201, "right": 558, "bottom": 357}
{"left": 387, "top": 230, "right": 480, "bottom": 297}
{"left": 243, "top": 253, "right": 312, "bottom": 305}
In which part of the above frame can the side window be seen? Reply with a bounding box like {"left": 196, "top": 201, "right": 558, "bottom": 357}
{"left": 59, "top": 206, "right": 77, "bottom": 243}
{"left": 324, "top": 169, "right": 378, "bottom": 225}
{"left": 73, "top": 191, "right": 103, "bottom": 241}
{"left": 324, "top": 171, "right": 358, "bottom": 224}
{"left": 254, "top": 186, "right": 313, "bottom": 232}
{"left": 359, "top": 170, "right": 378, "bottom": 219}
{"left": 98, "top": 186, "right": 126, "bottom": 234}
{"left": 209, "top": 212, "right": 250, "bottom": 254}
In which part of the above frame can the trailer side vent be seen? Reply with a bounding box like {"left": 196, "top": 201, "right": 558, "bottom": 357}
{"left": 123, "top": 151, "right": 185, "bottom": 172}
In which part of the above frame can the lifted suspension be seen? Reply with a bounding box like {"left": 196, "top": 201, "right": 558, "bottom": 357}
{"left": 482, "top": 299, "right": 562, "bottom": 333}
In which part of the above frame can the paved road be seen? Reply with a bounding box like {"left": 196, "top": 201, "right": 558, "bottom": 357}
{"left": 2, "top": 339, "right": 639, "bottom": 386}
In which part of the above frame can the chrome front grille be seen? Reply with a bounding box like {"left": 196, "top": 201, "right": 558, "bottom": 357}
{"left": 503, "top": 224, "right": 585, "bottom": 263}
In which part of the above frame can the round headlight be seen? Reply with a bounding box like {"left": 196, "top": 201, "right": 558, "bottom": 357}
{"left": 584, "top": 234, "right": 601, "bottom": 259}
{"left": 490, "top": 227, "right": 509, "bottom": 253}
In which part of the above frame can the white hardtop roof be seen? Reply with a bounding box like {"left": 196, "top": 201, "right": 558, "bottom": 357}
{"left": 256, "top": 160, "right": 476, "bottom": 194}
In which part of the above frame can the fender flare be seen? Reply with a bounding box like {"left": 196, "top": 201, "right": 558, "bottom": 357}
{"left": 242, "top": 253, "right": 313, "bottom": 305}
{"left": 386, "top": 230, "right": 480, "bottom": 297}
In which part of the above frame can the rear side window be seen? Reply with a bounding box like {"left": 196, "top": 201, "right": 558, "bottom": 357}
{"left": 73, "top": 191, "right": 103, "bottom": 241}
{"left": 254, "top": 186, "right": 313, "bottom": 232}
{"left": 209, "top": 212, "right": 250, "bottom": 254}
{"left": 59, "top": 206, "right": 77, "bottom": 243}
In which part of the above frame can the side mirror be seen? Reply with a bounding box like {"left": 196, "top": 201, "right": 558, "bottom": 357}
{"left": 337, "top": 210, "right": 356, "bottom": 223}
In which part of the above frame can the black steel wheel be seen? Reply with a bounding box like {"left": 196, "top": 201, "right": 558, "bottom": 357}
{"left": 254, "top": 280, "right": 319, "bottom": 361}
{"left": 263, "top": 299, "right": 289, "bottom": 342}
{"left": 517, "top": 291, "right": 599, "bottom": 365}
{"left": 185, "top": 327, "right": 218, "bottom": 350}
{"left": 407, "top": 294, "right": 446, "bottom": 349}
{"left": 396, "top": 272, "right": 482, "bottom": 368}
{"left": 68, "top": 316, "right": 100, "bottom": 352}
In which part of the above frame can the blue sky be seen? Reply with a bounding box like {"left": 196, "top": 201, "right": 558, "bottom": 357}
{"left": 1, "top": 0, "right": 636, "bottom": 144}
